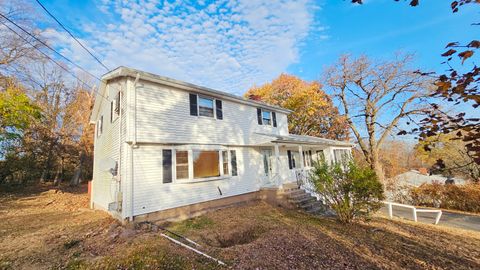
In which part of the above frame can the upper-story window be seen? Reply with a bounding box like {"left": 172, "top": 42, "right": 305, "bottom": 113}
{"left": 262, "top": 110, "right": 271, "bottom": 125}
{"left": 97, "top": 115, "right": 103, "bottom": 137}
{"left": 199, "top": 96, "right": 214, "bottom": 117}
{"left": 257, "top": 108, "right": 277, "bottom": 127}
{"left": 189, "top": 93, "right": 223, "bottom": 120}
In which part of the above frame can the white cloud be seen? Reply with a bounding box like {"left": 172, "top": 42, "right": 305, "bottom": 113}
{"left": 48, "top": 0, "right": 317, "bottom": 94}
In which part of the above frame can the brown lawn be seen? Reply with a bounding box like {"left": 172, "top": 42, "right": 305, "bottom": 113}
{"left": 1, "top": 184, "right": 479, "bottom": 270}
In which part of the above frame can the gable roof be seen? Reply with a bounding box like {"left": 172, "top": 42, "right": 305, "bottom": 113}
{"left": 90, "top": 66, "right": 292, "bottom": 122}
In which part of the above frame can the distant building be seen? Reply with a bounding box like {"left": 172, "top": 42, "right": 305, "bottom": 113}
{"left": 392, "top": 170, "right": 466, "bottom": 187}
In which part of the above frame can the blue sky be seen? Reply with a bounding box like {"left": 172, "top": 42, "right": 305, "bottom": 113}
{"left": 36, "top": 0, "right": 479, "bottom": 95}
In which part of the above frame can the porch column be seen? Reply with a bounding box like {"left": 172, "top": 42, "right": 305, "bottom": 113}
{"left": 274, "top": 143, "right": 280, "bottom": 175}
{"left": 298, "top": 145, "right": 304, "bottom": 169}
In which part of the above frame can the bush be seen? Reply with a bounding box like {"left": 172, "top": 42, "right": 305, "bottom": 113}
{"left": 411, "top": 183, "right": 480, "bottom": 213}
{"left": 309, "top": 159, "right": 384, "bottom": 223}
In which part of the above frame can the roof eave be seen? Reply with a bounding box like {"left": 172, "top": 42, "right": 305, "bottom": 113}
{"left": 100, "top": 66, "right": 293, "bottom": 114}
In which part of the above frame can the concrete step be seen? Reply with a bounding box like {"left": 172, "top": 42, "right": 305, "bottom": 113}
{"left": 301, "top": 201, "right": 323, "bottom": 211}
{"left": 283, "top": 189, "right": 305, "bottom": 197}
{"left": 287, "top": 192, "right": 311, "bottom": 200}
{"left": 306, "top": 205, "right": 325, "bottom": 214}
{"left": 282, "top": 183, "right": 299, "bottom": 190}
{"left": 289, "top": 196, "right": 317, "bottom": 206}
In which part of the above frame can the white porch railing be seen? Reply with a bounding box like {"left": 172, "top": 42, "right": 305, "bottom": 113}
{"left": 294, "top": 168, "right": 322, "bottom": 200}
{"left": 384, "top": 201, "right": 442, "bottom": 225}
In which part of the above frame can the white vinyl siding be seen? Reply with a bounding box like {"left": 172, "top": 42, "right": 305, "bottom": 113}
{"left": 91, "top": 80, "right": 125, "bottom": 215}
{"left": 130, "top": 145, "right": 260, "bottom": 216}
{"left": 133, "top": 81, "right": 289, "bottom": 145}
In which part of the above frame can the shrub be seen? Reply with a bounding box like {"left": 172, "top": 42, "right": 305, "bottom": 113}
{"left": 309, "top": 159, "right": 385, "bottom": 223}
{"left": 411, "top": 183, "right": 480, "bottom": 213}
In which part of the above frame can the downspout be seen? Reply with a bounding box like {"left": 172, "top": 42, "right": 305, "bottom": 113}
{"left": 129, "top": 73, "right": 140, "bottom": 222}
{"left": 117, "top": 90, "right": 123, "bottom": 214}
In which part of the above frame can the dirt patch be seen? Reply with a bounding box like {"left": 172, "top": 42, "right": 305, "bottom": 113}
{"left": 202, "top": 224, "right": 265, "bottom": 248}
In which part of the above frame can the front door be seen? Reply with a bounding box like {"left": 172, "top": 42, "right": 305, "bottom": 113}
{"left": 261, "top": 149, "right": 273, "bottom": 178}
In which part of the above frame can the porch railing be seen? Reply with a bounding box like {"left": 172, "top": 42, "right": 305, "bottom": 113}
{"left": 295, "top": 168, "right": 317, "bottom": 196}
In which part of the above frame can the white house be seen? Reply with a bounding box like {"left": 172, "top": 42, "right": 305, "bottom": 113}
{"left": 90, "top": 67, "right": 353, "bottom": 222}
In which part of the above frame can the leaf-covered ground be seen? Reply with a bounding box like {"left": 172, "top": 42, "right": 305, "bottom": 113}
{"left": 1, "top": 184, "right": 479, "bottom": 270}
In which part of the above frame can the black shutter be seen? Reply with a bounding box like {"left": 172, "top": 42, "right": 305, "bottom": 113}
{"left": 230, "top": 150, "right": 238, "bottom": 176}
{"left": 287, "top": 150, "right": 293, "bottom": 169}
{"left": 110, "top": 101, "right": 113, "bottom": 123}
{"left": 189, "top": 94, "right": 198, "bottom": 116}
{"left": 215, "top": 99, "right": 223, "bottom": 120}
{"left": 162, "top": 150, "right": 172, "bottom": 183}
{"left": 257, "top": 108, "right": 262, "bottom": 125}
{"left": 272, "top": 112, "right": 277, "bottom": 127}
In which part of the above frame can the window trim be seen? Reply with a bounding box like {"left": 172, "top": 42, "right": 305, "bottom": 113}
{"left": 166, "top": 146, "right": 238, "bottom": 184}
{"left": 258, "top": 108, "right": 276, "bottom": 127}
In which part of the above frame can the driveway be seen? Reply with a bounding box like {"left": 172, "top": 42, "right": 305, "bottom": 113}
{"left": 379, "top": 206, "right": 480, "bottom": 232}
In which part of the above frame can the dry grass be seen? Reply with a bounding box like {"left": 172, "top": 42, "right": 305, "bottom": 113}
{"left": 1, "top": 184, "right": 479, "bottom": 269}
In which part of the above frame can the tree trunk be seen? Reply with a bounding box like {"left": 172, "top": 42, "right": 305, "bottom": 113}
{"left": 53, "top": 166, "right": 62, "bottom": 185}
{"left": 70, "top": 151, "right": 85, "bottom": 186}
{"left": 370, "top": 150, "right": 385, "bottom": 183}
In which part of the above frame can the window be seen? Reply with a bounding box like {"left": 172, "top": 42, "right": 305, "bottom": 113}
{"left": 334, "top": 149, "right": 350, "bottom": 163}
{"left": 262, "top": 110, "right": 271, "bottom": 125}
{"left": 230, "top": 150, "right": 238, "bottom": 176}
{"left": 287, "top": 150, "right": 299, "bottom": 169}
{"left": 162, "top": 150, "right": 172, "bottom": 183}
{"left": 198, "top": 96, "right": 214, "bottom": 117}
{"left": 97, "top": 116, "right": 103, "bottom": 137}
{"left": 316, "top": 150, "right": 325, "bottom": 161}
{"left": 257, "top": 108, "right": 276, "bottom": 127}
{"left": 110, "top": 101, "right": 114, "bottom": 123}
{"left": 114, "top": 92, "right": 120, "bottom": 115}
{"left": 193, "top": 150, "right": 220, "bottom": 178}
{"left": 176, "top": 151, "right": 189, "bottom": 179}
{"left": 222, "top": 150, "right": 228, "bottom": 175}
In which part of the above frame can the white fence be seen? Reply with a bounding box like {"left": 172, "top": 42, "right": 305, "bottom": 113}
{"left": 384, "top": 201, "right": 442, "bottom": 225}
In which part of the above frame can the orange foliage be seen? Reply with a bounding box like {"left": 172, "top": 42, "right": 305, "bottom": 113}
{"left": 245, "top": 74, "right": 349, "bottom": 140}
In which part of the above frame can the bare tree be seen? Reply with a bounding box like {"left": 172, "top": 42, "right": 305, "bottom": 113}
{"left": 324, "top": 54, "right": 431, "bottom": 181}
{"left": 0, "top": 0, "right": 45, "bottom": 78}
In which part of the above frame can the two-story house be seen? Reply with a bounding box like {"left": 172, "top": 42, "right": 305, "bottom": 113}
{"left": 90, "top": 67, "right": 353, "bottom": 222}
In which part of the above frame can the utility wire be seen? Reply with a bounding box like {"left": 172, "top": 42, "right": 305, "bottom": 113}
{"left": 0, "top": 13, "right": 102, "bottom": 82}
{"left": 35, "top": 0, "right": 110, "bottom": 71}
{"left": 0, "top": 19, "right": 110, "bottom": 101}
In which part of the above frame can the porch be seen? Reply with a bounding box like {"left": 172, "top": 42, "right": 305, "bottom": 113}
{"left": 254, "top": 133, "right": 353, "bottom": 191}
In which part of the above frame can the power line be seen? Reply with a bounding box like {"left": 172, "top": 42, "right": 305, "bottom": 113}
{"left": 0, "top": 13, "right": 102, "bottom": 82}
{"left": 0, "top": 19, "right": 110, "bottom": 101}
{"left": 35, "top": 0, "right": 110, "bottom": 71}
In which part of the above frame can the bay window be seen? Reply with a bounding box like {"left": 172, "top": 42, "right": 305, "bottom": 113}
{"left": 222, "top": 150, "right": 229, "bottom": 175}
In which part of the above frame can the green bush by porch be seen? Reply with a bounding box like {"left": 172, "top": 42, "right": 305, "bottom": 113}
{"left": 309, "top": 159, "right": 385, "bottom": 223}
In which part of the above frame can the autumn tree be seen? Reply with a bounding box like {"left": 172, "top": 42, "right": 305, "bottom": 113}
{"left": 0, "top": 79, "right": 40, "bottom": 152}
{"left": 352, "top": 0, "right": 480, "bottom": 168}
{"left": 416, "top": 133, "right": 480, "bottom": 182}
{"left": 245, "top": 74, "right": 349, "bottom": 140}
{"left": 324, "top": 54, "right": 431, "bottom": 181}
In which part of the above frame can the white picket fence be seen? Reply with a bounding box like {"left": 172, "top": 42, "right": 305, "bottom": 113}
{"left": 384, "top": 201, "right": 443, "bottom": 225}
